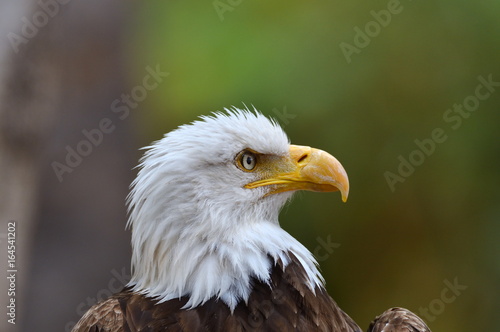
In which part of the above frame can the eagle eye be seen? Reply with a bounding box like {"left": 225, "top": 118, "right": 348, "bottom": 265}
{"left": 238, "top": 150, "right": 257, "bottom": 171}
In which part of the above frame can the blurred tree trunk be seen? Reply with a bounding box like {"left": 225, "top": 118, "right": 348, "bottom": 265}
{"left": 0, "top": 1, "right": 59, "bottom": 331}
{"left": 0, "top": 1, "right": 135, "bottom": 331}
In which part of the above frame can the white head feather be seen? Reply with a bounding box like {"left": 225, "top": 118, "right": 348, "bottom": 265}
{"left": 126, "top": 107, "right": 324, "bottom": 311}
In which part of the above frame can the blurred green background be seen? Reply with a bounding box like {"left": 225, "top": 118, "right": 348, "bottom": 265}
{"left": 126, "top": 1, "right": 499, "bottom": 330}
{"left": 5, "top": 0, "right": 498, "bottom": 331}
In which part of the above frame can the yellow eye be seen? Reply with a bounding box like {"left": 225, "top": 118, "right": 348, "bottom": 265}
{"left": 239, "top": 151, "right": 257, "bottom": 171}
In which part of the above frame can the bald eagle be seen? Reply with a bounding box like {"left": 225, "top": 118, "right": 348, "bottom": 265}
{"left": 73, "top": 109, "right": 430, "bottom": 332}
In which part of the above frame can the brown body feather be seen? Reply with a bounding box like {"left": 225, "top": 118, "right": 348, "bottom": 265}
{"left": 367, "top": 307, "right": 431, "bottom": 332}
{"left": 73, "top": 255, "right": 430, "bottom": 332}
{"left": 73, "top": 256, "right": 361, "bottom": 332}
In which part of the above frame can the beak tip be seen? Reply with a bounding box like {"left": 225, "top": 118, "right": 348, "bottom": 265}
{"left": 341, "top": 191, "right": 348, "bottom": 203}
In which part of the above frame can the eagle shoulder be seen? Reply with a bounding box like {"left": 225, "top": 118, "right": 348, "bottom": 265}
{"left": 72, "top": 296, "right": 124, "bottom": 332}
{"left": 367, "top": 307, "right": 431, "bottom": 332}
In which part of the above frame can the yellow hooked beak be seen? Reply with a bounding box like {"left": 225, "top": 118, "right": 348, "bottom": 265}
{"left": 244, "top": 145, "right": 349, "bottom": 202}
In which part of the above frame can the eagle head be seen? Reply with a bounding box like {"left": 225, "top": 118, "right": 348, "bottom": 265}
{"left": 126, "top": 107, "right": 348, "bottom": 310}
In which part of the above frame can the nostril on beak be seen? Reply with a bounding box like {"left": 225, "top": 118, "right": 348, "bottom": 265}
{"left": 297, "top": 153, "right": 308, "bottom": 164}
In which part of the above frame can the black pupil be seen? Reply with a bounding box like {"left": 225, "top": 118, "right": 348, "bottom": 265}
{"left": 245, "top": 155, "right": 253, "bottom": 166}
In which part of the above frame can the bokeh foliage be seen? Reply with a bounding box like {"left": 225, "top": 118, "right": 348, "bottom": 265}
{"left": 127, "top": 1, "right": 499, "bottom": 330}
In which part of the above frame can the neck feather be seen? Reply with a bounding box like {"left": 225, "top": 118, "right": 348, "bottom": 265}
{"left": 127, "top": 219, "right": 324, "bottom": 311}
